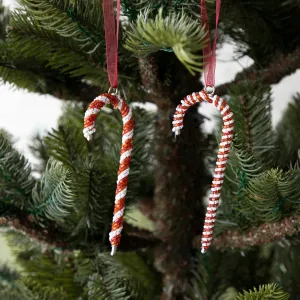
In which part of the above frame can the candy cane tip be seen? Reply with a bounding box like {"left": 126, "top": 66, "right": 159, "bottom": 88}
{"left": 174, "top": 129, "right": 181, "bottom": 137}
{"left": 201, "top": 247, "right": 206, "bottom": 254}
{"left": 111, "top": 246, "right": 117, "bottom": 256}
{"left": 83, "top": 131, "right": 93, "bottom": 141}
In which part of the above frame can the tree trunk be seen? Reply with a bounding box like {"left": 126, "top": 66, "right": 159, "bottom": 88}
{"left": 154, "top": 103, "right": 208, "bottom": 299}
{"left": 139, "top": 54, "right": 209, "bottom": 299}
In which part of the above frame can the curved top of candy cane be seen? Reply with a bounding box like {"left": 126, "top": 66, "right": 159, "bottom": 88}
{"left": 83, "top": 93, "right": 131, "bottom": 141}
{"left": 172, "top": 90, "right": 218, "bottom": 136}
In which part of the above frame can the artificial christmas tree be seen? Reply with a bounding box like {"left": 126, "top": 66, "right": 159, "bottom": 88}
{"left": 1, "top": 0, "right": 300, "bottom": 299}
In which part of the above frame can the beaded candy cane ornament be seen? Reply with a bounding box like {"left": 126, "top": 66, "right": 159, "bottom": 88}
{"left": 172, "top": 89, "right": 234, "bottom": 253}
{"left": 83, "top": 93, "right": 134, "bottom": 255}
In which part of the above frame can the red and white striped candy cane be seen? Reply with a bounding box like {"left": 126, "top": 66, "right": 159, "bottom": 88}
{"left": 172, "top": 90, "right": 234, "bottom": 253}
{"left": 83, "top": 93, "right": 134, "bottom": 256}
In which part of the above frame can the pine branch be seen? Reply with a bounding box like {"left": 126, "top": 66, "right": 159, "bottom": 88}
{"left": 53, "top": 80, "right": 100, "bottom": 103}
{"left": 123, "top": 223, "right": 155, "bottom": 240}
{"left": 218, "top": 82, "right": 276, "bottom": 230}
{"left": 244, "top": 169, "right": 300, "bottom": 225}
{"left": 224, "top": 82, "right": 274, "bottom": 181}
{"left": 17, "top": 0, "right": 105, "bottom": 62}
{"left": 269, "top": 242, "right": 300, "bottom": 295}
{"left": 26, "top": 103, "right": 156, "bottom": 246}
{"left": 0, "top": 282, "right": 37, "bottom": 300}
{"left": 231, "top": 137, "right": 264, "bottom": 178}
{"left": 213, "top": 167, "right": 300, "bottom": 240}
{"left": 125, "top": 8, "right": 206, "bottom": 75}
{"left": 21, "top": 278, "right": 70, "bottom": 300}
{"left": 121, "top": 0, "right": 199, "bottom": 20}
{"left": 275, "top": 93, "right": 300, "bottom": 168}
{"left": 1, "top": 35, "right": 102, "bottom": 102}
{"left": 8, "top": 11, "right": 107, "bottom": 85}
{"left": 44, "top": 125, "right": 87, "bottom": 169}
{"left": 215, "top": 48, "right": 300, "bottom": 96}
{"left": 5, "top": 1, "right": 140, "bottom": 97}
{"left": 0, "top": 59, "right": 102, "bottom": 102}
{"left": 235, "top": 283, "right": 290, "bottom": 300}
{"left": 32, "top": 160, "right": 76, "bottom": 221}
{"left": 220, "top": 0, "right": 300, "bottom": 65}
{"left": 0, "top": 216, "right": 71, "bottom": 249}
{"left": 0, "top": 50, "right": 101, "bottom": 102}
{"left": 20, "top": 0, "right": 104, "bottom": 49}
{"left": 87, "top": 252, "right": 161, "bottom": 300}
{"left": 3, "top": 232, "right": 84, "bottom": 299}
{"left": 0, "top": 264, "right": 19, "bottom": 285}
{"left": 0, "top": 0, "right": 9, "bottom": 41}
{"left": 0, "top": 215, "right": 158, "bottom": 254}
{"left": 28, "top": 134, "right": 49, "bottom": 174}
{"left": 0, "top": 134, "right": 36, "bottom": 208}
{"left": 192, "top": 215, "right": 300, "bottom": 250}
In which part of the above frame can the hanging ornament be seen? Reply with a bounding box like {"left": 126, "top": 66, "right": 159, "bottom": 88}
{"left": 172, "top": 0, "right": 234, "bottom": 253}
{"left": 83, "top": 93, "right": 134, "bottom": 255}
{"left": 172, "top": 90, "right": 234, "bottom": 253}
{"left": 83, "top": 0, "right": 134, "bottom": 256}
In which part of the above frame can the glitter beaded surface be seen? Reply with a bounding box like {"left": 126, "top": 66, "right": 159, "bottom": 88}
{"left": 172, "top": 90, "right": 234, "bottom": 253}
{"left": 83, "top": 93, "right": 134, "bottom": 255}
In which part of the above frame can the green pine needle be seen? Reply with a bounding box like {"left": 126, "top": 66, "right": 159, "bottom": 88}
{"left": 8, "top": 9, "right": 107, "bottom": 86}
{"left": 44, "top": 125, "right": 87, "bottom": 169}
{"left": 0, "top": 133, "right": 35, "bottom": 208}
{"left": 245, "top": 169, "right": 300, "bottom": 223}
{"left": 228, "top": 82, "right": 274, "bottom": 166}
{"left": 32, "top": 160, "right": 76, "bottom": 220}
{"left": 85, "top": 252, "right": 160, "bottom": 300}
{"left": 275, "top": 93, "right": 300, "bottom": 168}
{"left": 232, "top": 134, "right": 264, "bottom": 178}
{"left": 125, "top": 8, "right": 207, "bottom": 75}
{"left": 19, "top": 0, "right": 104, "bottom": 53}
{"left": 235, "top": 283, "right": 290, "bottom": 300}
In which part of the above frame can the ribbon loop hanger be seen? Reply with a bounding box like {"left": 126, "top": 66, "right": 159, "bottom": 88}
{"left": 201, "top": 0, "right": 221, "bottom": 89}
{"left": 103, "top": 0, "right": 121, "bottom": 88}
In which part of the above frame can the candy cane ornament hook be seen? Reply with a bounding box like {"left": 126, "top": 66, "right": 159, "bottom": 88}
{"left": 172, "top": 90, "right": 234, "bottom": 253}
{"left": 83, "top": 93, "right": 134, "bottom": 256}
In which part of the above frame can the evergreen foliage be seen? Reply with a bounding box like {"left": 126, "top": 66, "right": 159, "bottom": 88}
{"left": 125, "top": 8, "right": 206, "bottom": 74}
{"left": 0, "top": 0, "right": 8, "bottom": 41}
{"left": 215, "top": 83, "right": 300, "bottom": 233}
{"left": 28, "top": 103, "right": 154, "bottom": 244}
{"left": 1, "top": 0, "right": 138, "bottom": 99}
{"left": 1, "top": 0, "right": 300, "bottom": 299}
{"left": 275, "top": 93, "right": 300, "bottom": 169}
{"left": 2, "top": 230, "right": 83, "bottom": 299}
{"left": 32, "top": 160, "right": 76, "bottom": 221}
{"left": 9, "top": 9, "right": 106, "bottom": 85}
{"left": 29, "top": 133, "right": 49, "bottom": 174}
{"left": 235, "top": 284, "right": 290, "bottom": 300}
{"left": 0, "top": 282, "right": 38, "bottom": 300}
{"left": 187, "top": 247, "right": 280, "bottom": 299}
{"left": 228, "top": 83, "right": 274, "bottom": 167}
{"left": 79, "top": 252, "right": 160, "bottom": 299}
{"left": 0, "top": 264, "right": 19, "bottom": 284}
{"left": 0, "top": 229, "right": 161, "bottom": 300}
{"left": 0, "top": 134, "right": 35, "bottom": 209}
{"left": 220, "top": 0, "right": 300, "bottom": 65}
